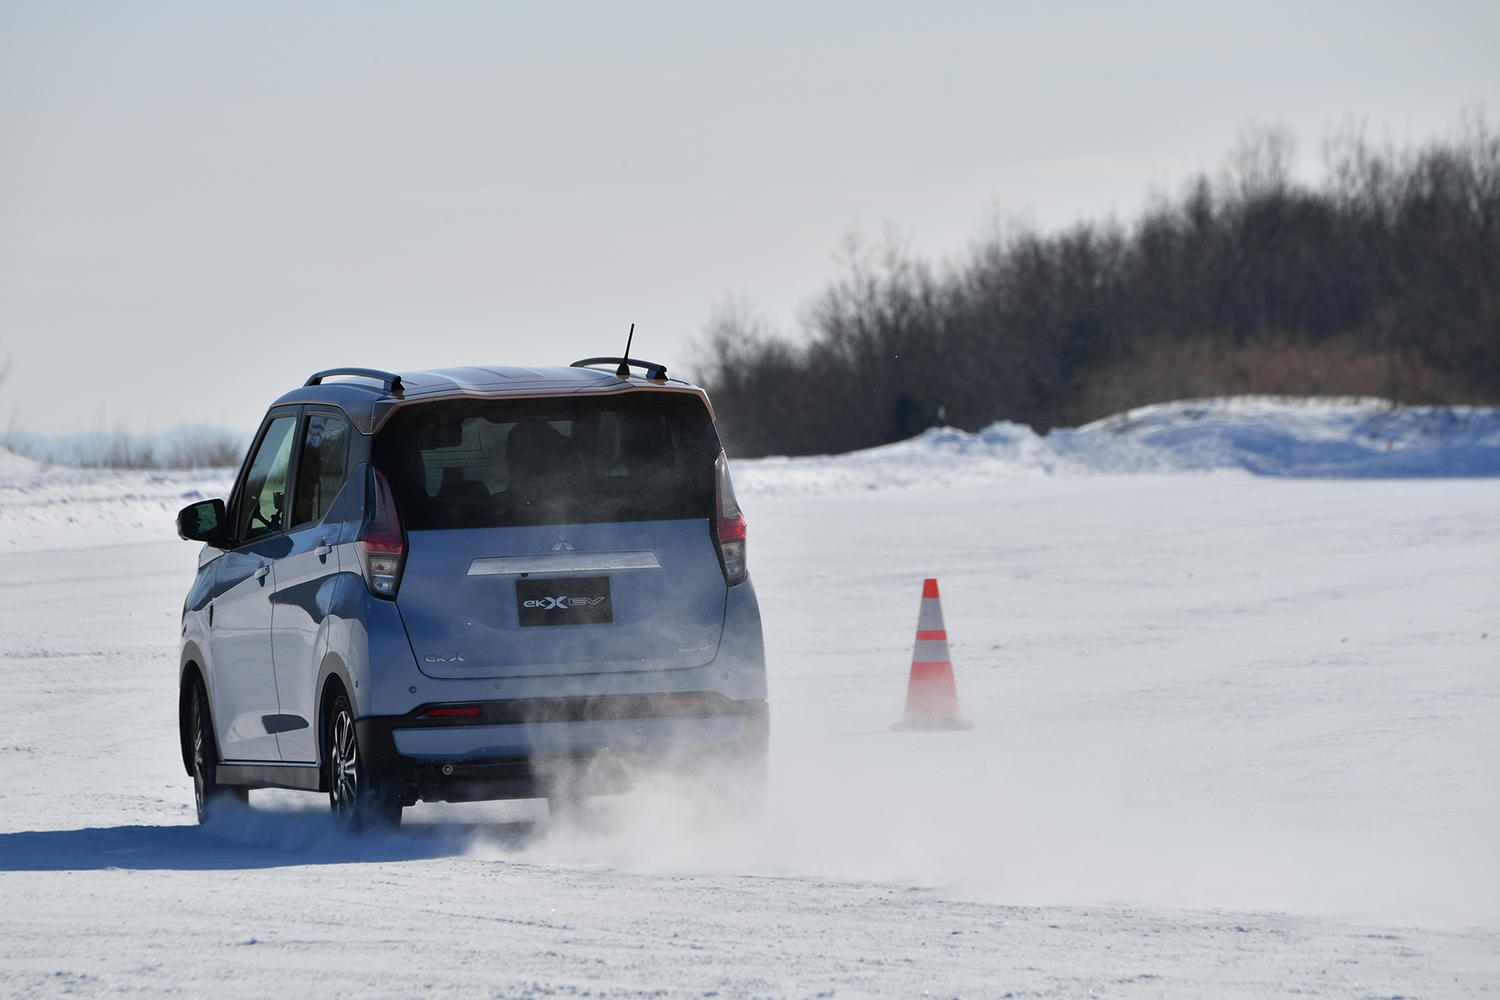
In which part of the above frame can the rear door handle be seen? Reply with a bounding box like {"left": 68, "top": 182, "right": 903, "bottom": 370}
{"left": 254, "top": 563, "right": 270, "bottom": 583}
{"left": 314, "top": 539, "right": 333, "bottom": 559}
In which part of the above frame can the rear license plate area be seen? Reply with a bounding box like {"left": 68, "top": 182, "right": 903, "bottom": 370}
{"left": 516, "top": 576, "right": 613, "bottom": 626}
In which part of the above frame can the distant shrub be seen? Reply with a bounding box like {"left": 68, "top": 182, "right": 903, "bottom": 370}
{"left": 158, "top": 427, "right": 247, "bottom": 469}
{"left": 1061, "top": 333, "right": 1469, "bottom": 427}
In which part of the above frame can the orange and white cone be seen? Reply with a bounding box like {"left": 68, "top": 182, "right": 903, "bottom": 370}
{"left": 893, "top": 577, "right": 973, "bottom": 730}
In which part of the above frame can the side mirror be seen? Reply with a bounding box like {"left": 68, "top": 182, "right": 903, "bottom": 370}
{"left": 178, "top": 498, "right": 229, "bottom": 545}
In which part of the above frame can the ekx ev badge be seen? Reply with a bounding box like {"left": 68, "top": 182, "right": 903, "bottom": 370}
{"left": 516, "top": 576, "right": 613, "bottom": 626}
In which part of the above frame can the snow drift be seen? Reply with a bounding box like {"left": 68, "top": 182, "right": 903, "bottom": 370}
{"left": 738, "top": 397, "right": 1500, "bottom": 497}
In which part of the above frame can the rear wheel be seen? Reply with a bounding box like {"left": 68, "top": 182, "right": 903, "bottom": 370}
{"left": 189, "top": 681, "right": 247, "bottom": 823}
{"left": 325, "top": 693, "right": 401, "bottom": 831}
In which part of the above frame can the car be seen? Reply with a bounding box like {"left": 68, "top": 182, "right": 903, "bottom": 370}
{"left": 175, "top": 357, "right": 767, "bottom": 829}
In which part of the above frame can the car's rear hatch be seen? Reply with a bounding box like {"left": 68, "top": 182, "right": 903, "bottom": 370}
{"left": 374, "top": 392, "right": 727, "bottom": 680}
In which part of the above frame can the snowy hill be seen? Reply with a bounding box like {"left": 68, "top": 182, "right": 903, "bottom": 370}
{"left": 739, "top": 397, "right": 1500, "bottom": 496}
{"left": 1068, "top": 397, "right": 1500, "bottom": 477}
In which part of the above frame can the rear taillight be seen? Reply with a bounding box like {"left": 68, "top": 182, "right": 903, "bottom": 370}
{"left": 713, "top": 450, "right": 747, "bottom": 585}
{"left": 356, "top": 466, "right": 406, "bottom": 599}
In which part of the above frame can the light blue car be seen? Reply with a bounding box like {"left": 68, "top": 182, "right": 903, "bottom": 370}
{"left": 175, "top": 358, "right": 766, "bottom": 829}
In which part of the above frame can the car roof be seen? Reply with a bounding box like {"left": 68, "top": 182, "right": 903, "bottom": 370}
{"left": 269, "top": 363, "right": 713, "bottom": 434}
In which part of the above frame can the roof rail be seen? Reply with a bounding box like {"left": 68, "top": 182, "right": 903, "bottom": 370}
{"left": 571, "top": 357, "right": 669, "bottom": 380}
{"left": 304, "top": 367, "right": 404, "bottom": 393}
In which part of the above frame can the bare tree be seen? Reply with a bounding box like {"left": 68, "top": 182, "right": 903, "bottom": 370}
{"left": 690, "top": 114, "right": 1500, "bottom": 456}
{"left": 1225, "top": 122, "right": 1299, "bottom": 201}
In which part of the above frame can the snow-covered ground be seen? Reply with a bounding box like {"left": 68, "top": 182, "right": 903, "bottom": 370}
{"left": 2, "top": 398, "right": 1498, "bottom": 997}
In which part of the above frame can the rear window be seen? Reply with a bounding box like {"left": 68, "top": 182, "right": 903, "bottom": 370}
{"left": 374, "top": 393, "right": 719, "bottom": 530}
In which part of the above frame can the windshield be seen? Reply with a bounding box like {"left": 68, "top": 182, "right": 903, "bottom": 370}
{"left": 374, "top": 393, "right": 719, "bottom": 530}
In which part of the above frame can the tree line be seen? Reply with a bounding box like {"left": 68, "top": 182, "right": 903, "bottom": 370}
{"left": 691, "top": 116, "right": 1500, "bottom": 457}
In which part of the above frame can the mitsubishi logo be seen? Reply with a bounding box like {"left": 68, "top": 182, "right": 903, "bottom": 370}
{"left": 551, "top": 532, "right": 575, "bottom": 552}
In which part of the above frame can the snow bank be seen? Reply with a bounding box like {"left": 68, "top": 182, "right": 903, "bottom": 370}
{"left": 1078, "top": 397, "right": 1500, "bottom": 477}
{"left": 736, "top": 397, "right": 1500, "bottom": 497}
{"left": 0, "top": 446, "right": 233, "bottom": 552}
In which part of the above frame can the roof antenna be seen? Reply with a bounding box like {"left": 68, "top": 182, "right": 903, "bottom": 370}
{"left": 616, "top": 323, "right": 635, "bottom": 378}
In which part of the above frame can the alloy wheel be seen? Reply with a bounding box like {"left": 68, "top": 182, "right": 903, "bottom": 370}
{"left": 191, "top": 692, "right": 208, "bottom": 821}
{"left": 328, "top": 700, "right": 360, "bottom": 816}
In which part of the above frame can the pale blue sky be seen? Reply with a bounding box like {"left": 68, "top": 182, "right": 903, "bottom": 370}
{"left": 3, "top": 0, "right": 1497, "bottom": 434}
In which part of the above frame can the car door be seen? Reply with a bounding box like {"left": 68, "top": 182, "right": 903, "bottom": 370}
{"left": 210, "top": 411, "right": 297, "bottom": 764}
{"left": 269, "top": 411, "right": 354, "bottom": 763}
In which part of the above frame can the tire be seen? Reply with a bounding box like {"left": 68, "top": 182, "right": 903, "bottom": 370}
{"left": 325, "top": 693, "right": 401, "bottom": 832}
{"left": 189, "top": 681, "right": 247, "bottom": 824}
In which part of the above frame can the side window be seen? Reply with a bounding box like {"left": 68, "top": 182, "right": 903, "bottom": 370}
{"left": 236, "top": 415, "right": 297, "bottom": 543}
{"left": 291, "top": 413, "right": 350, "bottom": 527}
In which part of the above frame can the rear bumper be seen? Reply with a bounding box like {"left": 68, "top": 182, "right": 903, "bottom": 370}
{"left": 356, "top": 694, "right": 768, "bottom": 804}
{"left": 392, "top": 714, "right": 746, "bottom": 759}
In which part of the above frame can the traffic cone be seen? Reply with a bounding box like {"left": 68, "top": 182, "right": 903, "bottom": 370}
{"left": 893, "top": 578, "right": 973, "bottom": 731}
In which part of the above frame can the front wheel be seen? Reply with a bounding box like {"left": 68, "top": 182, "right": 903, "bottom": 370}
{"left": 325, "top": 693, "right": 401, "bottom": 831}
{"left": 189, "top": 681, "right": 247, "bottom": 823}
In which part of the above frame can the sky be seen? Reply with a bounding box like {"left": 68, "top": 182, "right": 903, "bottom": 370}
{"left": 2, "top": 0, "right": 1498, "bottom": 436}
